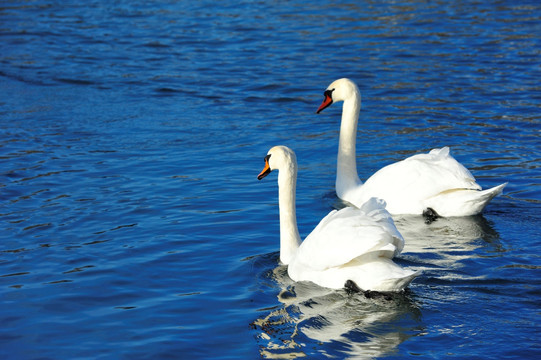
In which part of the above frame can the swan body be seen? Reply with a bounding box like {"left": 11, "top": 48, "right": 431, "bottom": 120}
{"left": 258, "top": 145, "right": 418, "bottom": 292}
{"left": 317, "top": 78, "right": 507, "bottom": 217}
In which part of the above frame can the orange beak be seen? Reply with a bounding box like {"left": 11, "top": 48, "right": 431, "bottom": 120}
{"left": 257, "top": 155, "right": 272, "bottom": 180}
{"left": 316, "top": 90, "right": 334, "bottom": 114}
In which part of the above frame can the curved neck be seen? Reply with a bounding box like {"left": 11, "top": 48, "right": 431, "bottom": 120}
{"left": 277, "top": 163, "right": 301, "bottom": 265}
{"left": 336, "top": 92, "right": 362, "bottom": 197}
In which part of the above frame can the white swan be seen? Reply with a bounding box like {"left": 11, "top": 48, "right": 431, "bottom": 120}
{"left": 257, "top": 145, "right": 419, "bottom": 292}
{"left": 316, "top": 78, "right": 507, "bottom": 217}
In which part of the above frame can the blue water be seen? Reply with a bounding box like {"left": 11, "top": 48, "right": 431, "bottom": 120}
{"left": 1, "top": 1, "right": 540, "bottom": 359}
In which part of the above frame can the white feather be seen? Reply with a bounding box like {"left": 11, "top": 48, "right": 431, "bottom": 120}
{"left": 318, "top": 78, "right": 507, "bottom": 216}
{"left": 260, "top": 146, "right": 419, "bottom": 292}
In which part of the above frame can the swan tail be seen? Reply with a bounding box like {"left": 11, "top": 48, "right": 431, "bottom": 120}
{"left": 344, "top": 259, "right": 420, "bottom": 292}
{"left": 376, "top": 269, "right": 421, "bottom": 292}
{"left": 426, "top": 182, "right": 507, "bottom": 217}
{"left": 479, "top": 182, "right": 507, "bottom": 200}
{"left": 462, "top": 182, "right": 507, "bottom": 215}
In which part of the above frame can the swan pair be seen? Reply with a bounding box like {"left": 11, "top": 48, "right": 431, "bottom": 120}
{"left": 257, "top": 78, "right": 505, "bottom": 292}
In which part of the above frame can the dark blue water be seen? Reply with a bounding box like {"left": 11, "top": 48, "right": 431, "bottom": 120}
{"left": 1, "top": 1, "right": 540, "bottom": 359}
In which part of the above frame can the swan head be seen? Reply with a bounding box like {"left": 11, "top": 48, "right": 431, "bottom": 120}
{"left": 316, "top": 78, "right": 360, "bottom": 114}
{"left": 257, "top": 145, "right": 297, "bottom": 180}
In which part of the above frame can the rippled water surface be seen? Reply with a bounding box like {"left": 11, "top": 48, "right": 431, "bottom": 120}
{"left": 1, "top": 1, "right": 540, "bottom": 359}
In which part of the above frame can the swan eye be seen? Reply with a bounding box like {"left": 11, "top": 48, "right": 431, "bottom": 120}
{"left": 324, "top": 89, "right": 335, "bottom": 98}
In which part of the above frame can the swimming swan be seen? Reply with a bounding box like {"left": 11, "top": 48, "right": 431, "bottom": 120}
{"left": 316, "top": 78, "right": 507, "bottom": 217}
{"left": 257, "top": 145, "right": 419, "bottom": 292}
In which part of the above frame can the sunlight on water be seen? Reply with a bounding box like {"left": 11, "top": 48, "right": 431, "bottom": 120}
{"left": 1, "top": 0, "right": 540, "bottom": 359}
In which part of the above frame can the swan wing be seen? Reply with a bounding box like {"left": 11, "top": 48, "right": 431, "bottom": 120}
{"left": 294, "top": 198, "right": 404, "bottom": 272}
{"left": 352, "top": 147, "right": 482, "bottom": 213}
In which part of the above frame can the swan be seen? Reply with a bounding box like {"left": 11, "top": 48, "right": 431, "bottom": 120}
{"left": 257, "top": 145, "right": 419, "bottom": 292}
{"left": 316, "top": 78, "right": 507, "bottom": 217}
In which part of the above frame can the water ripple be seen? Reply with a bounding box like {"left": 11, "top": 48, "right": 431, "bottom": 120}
{"left": 1, "top": 1, "right": 540, "bottom": 359}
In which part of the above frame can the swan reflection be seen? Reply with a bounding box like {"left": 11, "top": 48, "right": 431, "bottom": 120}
{"left": 252, "top": 264, "right": 422, "bottom": 359}
{"left": 395, "top": 214, "right": 502, "bottom": 269}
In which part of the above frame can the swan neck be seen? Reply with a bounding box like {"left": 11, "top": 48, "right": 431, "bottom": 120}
{"left": 277, "top": 163, "right": 301, "bottom": 265}
{"left": 337, "top": 93, "right": 362, "bottom": 195}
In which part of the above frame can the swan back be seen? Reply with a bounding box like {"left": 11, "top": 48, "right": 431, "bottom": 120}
{"left": 351, "top": 147, "right": 483, "bottom": 214}
{"left": 290, "top": 198, "right": 404, "bottom": 272}
{"left": 287, "top": 197, "right": 418, "bottom": 291}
